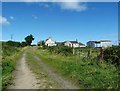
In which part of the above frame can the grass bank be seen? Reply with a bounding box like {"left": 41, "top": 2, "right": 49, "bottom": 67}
{"left": 1, "top": 42, "right": 25, "bottom": 90}
{"left": 35, "top": 47, "right": 119, "bottom": 89}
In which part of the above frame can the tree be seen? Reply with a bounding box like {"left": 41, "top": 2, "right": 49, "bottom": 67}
{"left": 25, "top": 34, "right": 34, "bottom": 46}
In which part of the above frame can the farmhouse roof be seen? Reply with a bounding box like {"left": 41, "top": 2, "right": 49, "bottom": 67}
{"left": 56, "top": 42, "right": 64, "bottom": 44}
{"left": 64, "top": 40, "right": 85, "bottom": 45}
{"left": 99, "top": 40, "right": 111, "bottom": 42}
{"left": 70, "top": 41, "right": 78, "bottom": 43}
{"left": 79, "top": 42, "right": 85, "bottom": 45}
{"left": 88, "top": 40, "right": 111, "bottom": 43}
{"left": 45, "top": 37, "right": 54, "bottom": 41}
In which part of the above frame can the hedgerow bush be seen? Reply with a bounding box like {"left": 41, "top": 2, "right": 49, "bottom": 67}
{"left": 47, "top": 46, "right": 73, "bottom": 56}
{"left": 6, "top": 41, "right": 21, "bottom": 47}
{"left": 103, "top": 46, "right": 120, "bottom": 66}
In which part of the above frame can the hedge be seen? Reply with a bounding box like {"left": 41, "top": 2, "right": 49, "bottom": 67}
{"left": 103, "top": 46, "right": 120, "bottom": 66}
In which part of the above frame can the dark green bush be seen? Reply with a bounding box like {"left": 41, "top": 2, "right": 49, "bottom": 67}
{"left": 21, "top": 41, "right": 27, "bottom": 47}
{"left": 103, "top": 46, "right": 120, "bottom": 66}
{"left": 5, "top": 41, "right": 28, "bottom": 47}
{"left": 47, "top": 46, "right": 73, "bottom": 56}
{"left": 6, "top": 41, "right": 21, "bottom": 47}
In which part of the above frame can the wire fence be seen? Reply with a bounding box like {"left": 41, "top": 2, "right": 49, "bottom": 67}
{"left": 73, "top": 47, "right": 104, "bottom": 61}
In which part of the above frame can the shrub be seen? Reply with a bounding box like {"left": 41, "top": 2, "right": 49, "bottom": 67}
{"left": 103, "top": 46, "right": 120, "bottom": 66}
{"left": 6, "top": 41, "right": 21, "bottom": 47}
{"left": 47, "top": 46, "right": 73, "bottom": 56}
{"left": 21, "top": 41, "right": 27, "bottom": 47}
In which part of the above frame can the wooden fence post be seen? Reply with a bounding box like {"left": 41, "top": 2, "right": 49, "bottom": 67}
{"left": 73, "top": 47, "right": 75, "bottom": 55}
{"left": 100, "top": 47, "right": 103, "bottom": 63}
{"left": 87, "top": 49, "right": 91, "bottom": 58}
{"left": 79, "top": 50, "right": 80, "bottom": 57}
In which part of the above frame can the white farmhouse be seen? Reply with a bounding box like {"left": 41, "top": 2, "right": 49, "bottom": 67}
{"left": 64, "top": 40, "right": 85, "bottom": 48}
{"left": 100, "top": 40, "right": 112, "bottom": 48}
{"left": 87, "top": 40, "right": 112, "bottom": 48}
{"left": 45, "top": 37, "right": 56, "bottom": 46}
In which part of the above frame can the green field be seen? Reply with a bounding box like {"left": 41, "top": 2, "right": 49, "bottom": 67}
{"left": 33, "top": 47, "right": 119, "bottom": 89}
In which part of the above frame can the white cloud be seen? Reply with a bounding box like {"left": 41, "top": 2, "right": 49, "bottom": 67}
{"left": 10, "top": 16, "right": 14, "bottom": 19}
{"left": 2, "top": 0, "right": 88, "bottom": 12}
{"left": 28, "top": 0, "right": 87, "bottom": 12}
{"left": 58, "top": 2, "right": 87, "bottom": 12}
{"left": 52, "top": 0, "right": 88, "bottom": 12}
{"left": 0, "top": 16, "right": 10, "bottom": 25}
{"left": 23, "top": 0, "right": 88, "bottom": 12}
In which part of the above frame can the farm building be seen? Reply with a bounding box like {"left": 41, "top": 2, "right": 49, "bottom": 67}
{"left": 87, "top": 40, "right": 112, "bottom": 48}
{"left": 64, "top": 40, "right": 85, "bottom": 48}
{"left": 43, "top": 37, "right": 85, "bottom": 47}
{"left": 45, "top": 37, "right": 56, "bottom": 46}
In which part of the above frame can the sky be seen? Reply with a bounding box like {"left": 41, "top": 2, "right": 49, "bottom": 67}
{"left": 1, "top": 2, "right": 118, "bottom": 45}
{"left": 2, "top": 0, "right": 120, "bottom": 2}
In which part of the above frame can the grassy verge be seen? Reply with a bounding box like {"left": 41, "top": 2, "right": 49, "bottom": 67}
{"left": 25, "top": 47, "right": 60, "bottom": 89}
{"left": 35, "top": 48, "right": 119, "bottom": 89}
{"left": 2, "top": 47, "right": 25, "bottom": 90}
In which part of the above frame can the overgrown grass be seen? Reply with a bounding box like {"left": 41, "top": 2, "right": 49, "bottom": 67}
{"left": 1, "top": 42, "right": 24, "bottom": 90}
{"left": 35, "top": 48, "right": 119, "bottom": 89}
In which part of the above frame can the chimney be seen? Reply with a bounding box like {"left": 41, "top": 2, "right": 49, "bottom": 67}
{"left": 76, "top": 39, "right": 78, "bottom": 42}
